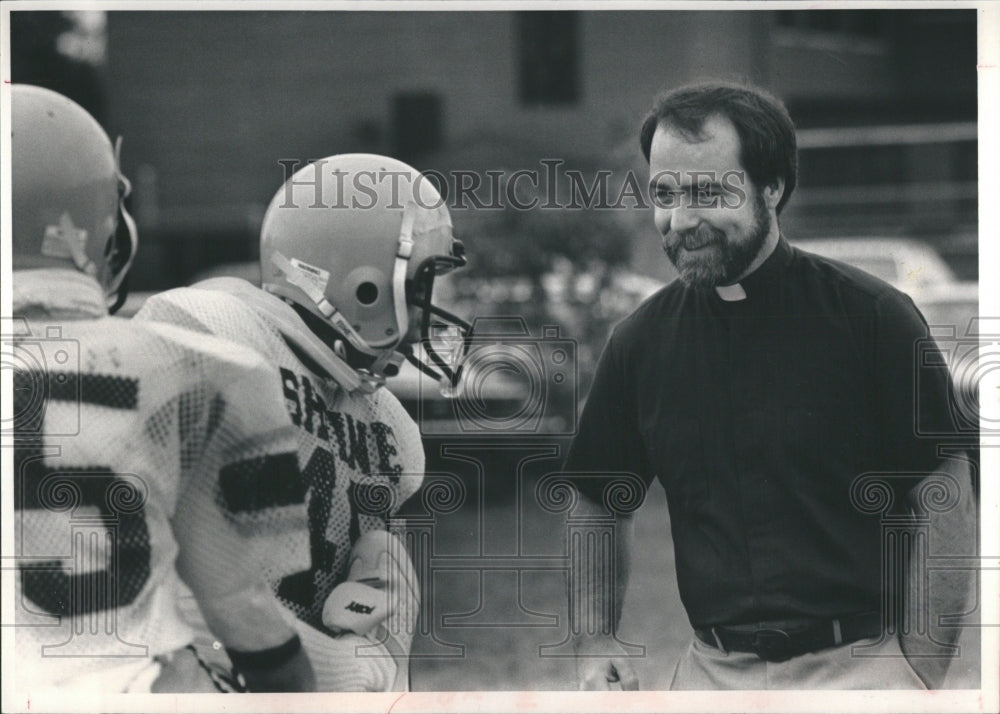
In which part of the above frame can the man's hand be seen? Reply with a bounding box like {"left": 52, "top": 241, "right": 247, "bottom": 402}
{"left": 901, "top": 455, "right": 977, "bottom": 690}
{"left": 574, "top": 636, "right": 640, "bottom": 690}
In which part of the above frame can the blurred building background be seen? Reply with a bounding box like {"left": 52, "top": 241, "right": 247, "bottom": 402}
{"left": 10, "top": 9, "right": 978, "bottom": 375}
{"left": 9, "top": 8, "right": 981, "bottom": 690}
{"left": 11, "top": 9, "right": 977, "bottom": 284}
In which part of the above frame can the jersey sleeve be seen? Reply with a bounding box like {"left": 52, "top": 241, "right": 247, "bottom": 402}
{"left": 562, "top": 329, "right": 653, "bottom": 507}
{"left": 871, "top": 291, "right": 959, "bottom": 498}
{"left": 380, "top": 390, "right": 424, "bottom": 514}
{"left": 168, "top": 340, "right": 310, "bottom": 650}
{"left": 136, "top": 288, "right": 219, "bottom": 335}
{"left": 136, "top": 285, "right": 276, "bottom": 359}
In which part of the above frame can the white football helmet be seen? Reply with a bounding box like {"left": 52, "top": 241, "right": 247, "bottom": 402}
{"left": 11, "top": 84, "right": 138, "bottom": 312}
{"left": 260, "top": 153, "right": 470, "bottom": 391}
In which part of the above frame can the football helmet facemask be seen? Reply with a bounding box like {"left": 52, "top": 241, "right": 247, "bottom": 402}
{"left": 260, "top": 153, "right": 471, "bottom": 393}
{"left": 11, "top": 84, "right": 138, "bottom": 313}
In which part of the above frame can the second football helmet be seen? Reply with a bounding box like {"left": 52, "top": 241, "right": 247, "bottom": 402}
{"left": 11, "top": 84, "right": 137, "bottom": 313}
{"left": 260, "top": 153, "right": 470, "bottom": 391}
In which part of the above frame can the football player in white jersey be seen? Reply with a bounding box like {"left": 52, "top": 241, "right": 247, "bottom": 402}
{"left": 135, "top": 153, "right": 472, "bottom": 691}
{"left": 6, "top": 85, "right": 316, "bottom": 695}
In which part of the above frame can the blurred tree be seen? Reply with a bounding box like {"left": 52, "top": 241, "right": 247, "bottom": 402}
{"left": 11, "top": 11, "right": 107, "bottom": 126}
{"left": 421, "top": 138, "right": 649, "bottom": 400}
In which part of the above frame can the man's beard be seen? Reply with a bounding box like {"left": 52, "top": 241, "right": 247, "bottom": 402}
{"left": 663, "top": 190, "right": 771, "bottom": 289}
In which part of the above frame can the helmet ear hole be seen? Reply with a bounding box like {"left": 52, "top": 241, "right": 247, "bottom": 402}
{"left": 356, "top": 281, "right": 379, "bottom": 305}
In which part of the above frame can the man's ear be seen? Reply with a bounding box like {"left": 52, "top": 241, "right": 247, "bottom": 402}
{"left": 763, "top": 178, "right": 785, "bottom": 210}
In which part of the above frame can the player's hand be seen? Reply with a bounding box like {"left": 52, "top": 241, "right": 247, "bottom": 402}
{"left": 228, "top": 636, "right": 317, "bottom": 692}
{"left": 237, "top": 647, "right": 316, "bottom": 692}
{"left": 573, "top": 636, "right": 639, "bottom": 690}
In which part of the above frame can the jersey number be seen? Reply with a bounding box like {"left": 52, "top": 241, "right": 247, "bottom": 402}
{"left": 13, "top": 370, "right": 151, "bottom": 616}
{"left": 276, "top": 444, "right": 341, "bottom": 618}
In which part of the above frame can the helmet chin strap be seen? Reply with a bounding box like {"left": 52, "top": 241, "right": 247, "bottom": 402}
{"left": 271, "top": 245, "right": 411, "bottom": 359}
{"left": 106, "top": 137, "right": 139, "bottom": 313}
{"left": 107, "top": 202, "right": 138, "bottom": 313}
{"left": 392, "top": 200, "right": 416, "bottom": 343}
{"left": 335, "top": 199, "right": 416, "bottom": 373}
{"left": 370, "top": 349, "right": 406, "bottom": 378}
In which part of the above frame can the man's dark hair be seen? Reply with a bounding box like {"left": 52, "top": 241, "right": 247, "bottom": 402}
{"left": 640, "top": 81, "right": 798, "bottom": 214}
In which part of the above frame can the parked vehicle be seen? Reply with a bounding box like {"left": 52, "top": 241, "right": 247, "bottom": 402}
{"left": 794, "top": 237, "right": 955, "bottom": 298}
{"left": 796, "top": 238, "right": 981, "bottom": 446}
{"left": 914, "top": 281, "right": 982, "bottom": 434}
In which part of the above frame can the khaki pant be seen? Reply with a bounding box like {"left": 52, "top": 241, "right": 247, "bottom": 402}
{"left": 669, "top": 632, "right": 928, "bottom": 690}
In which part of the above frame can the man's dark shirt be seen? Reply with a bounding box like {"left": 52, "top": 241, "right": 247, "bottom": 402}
{"left": 564, "top": 236, "right": 957, "bottom": 627}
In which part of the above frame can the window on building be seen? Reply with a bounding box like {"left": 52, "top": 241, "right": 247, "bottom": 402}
{"left": 392, "top": 91, "right": 444, "bottom": 161}
{"left": 775, "top": 10, "right": 892, "bottom": 39}
{"left": 516, "top": 11, "right": 580, "bottom": 107}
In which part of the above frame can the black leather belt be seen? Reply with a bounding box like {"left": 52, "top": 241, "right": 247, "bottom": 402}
{"left": 693, "top": 611, "right": 883, "bottom": 662}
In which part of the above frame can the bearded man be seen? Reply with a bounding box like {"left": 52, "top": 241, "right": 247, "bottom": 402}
{"left": 563, "top": 81, "right": 975, "bottom": 691}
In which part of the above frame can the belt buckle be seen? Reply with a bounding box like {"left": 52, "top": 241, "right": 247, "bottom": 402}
{"left": 751, "top": 628, "right": 793, "bottom": 662}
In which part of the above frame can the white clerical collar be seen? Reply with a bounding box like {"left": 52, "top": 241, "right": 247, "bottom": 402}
{"left": 714, "top": 283, "right": 748, "bottom": 302}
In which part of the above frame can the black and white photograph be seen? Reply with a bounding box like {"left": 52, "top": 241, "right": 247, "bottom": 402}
{"left": 1, "top": 2, "right": 997, "bottom": 712}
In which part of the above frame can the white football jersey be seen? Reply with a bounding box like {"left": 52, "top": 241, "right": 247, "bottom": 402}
{"left": 9, "top": 271, "right": 308, "bottom": 691}
{"left": 136, "top": 280, "right": 425, "bottom": 630}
